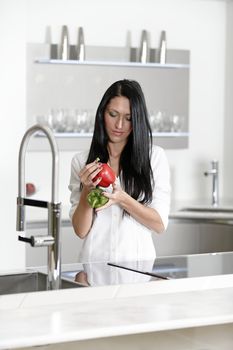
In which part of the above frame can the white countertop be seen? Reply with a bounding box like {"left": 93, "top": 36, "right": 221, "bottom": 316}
{"left": 1, "top": 272, "right": 233, "bottom": 349}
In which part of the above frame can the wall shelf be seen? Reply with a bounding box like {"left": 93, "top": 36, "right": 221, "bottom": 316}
{"left": 35, "top": 58, "right": 190, "bottom": 70}
{"left": 28, "top": 132, "right": 189, "bottom": 152}
{"left": 35, "top": 131, "right": 189, "bottom": 138}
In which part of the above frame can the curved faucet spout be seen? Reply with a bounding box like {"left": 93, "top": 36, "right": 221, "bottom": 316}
{"left": 16, "top": 124, "right": 61, "bottom": 290}
{"left": 18, "top": 124, "right": 59, "bottom": 203}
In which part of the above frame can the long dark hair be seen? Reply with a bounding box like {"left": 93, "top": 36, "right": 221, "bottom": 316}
{"left": 86, "top": 79, "right": 154, "bottom": 204}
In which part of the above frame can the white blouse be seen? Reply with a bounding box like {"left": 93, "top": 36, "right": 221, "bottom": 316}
{"left": 68, "top": 145, "right": 171, "bottom": 263}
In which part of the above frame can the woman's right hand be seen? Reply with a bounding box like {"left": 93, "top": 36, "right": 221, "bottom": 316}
{"left": 78, "top": 160, "right": 102, "bottom": 191}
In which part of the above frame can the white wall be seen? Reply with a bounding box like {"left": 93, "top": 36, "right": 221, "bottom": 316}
{"left": 0, "top": 0, "right": 229, "bottom": 270}
{"left": 0, "top": 1, "right": 27, "bottom": 270}
{"left": 224, "top": 1, "right": 233, "bottom": 198}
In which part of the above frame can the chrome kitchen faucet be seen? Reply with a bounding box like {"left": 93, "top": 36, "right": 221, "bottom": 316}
{"left": 16, "top": 124, "right": 61, "bottom": 290}
{"left": 204, "top": 160, "right": 219, "bottom": 207}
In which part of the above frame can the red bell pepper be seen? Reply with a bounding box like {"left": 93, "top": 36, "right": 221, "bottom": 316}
{"left": 93, "top": 162, "right": 116, "bottom": 188}
{"left": 87, "top": 159, "right": 116, "bottom": 209}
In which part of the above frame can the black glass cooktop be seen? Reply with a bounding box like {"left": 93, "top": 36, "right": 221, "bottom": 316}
{"left": 62, "top": 252, "right": 233, "bottom": 287}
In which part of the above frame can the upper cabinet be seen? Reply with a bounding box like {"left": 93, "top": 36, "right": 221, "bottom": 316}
{"left": 27, "top": 43, "right": 190, "bottom": 151}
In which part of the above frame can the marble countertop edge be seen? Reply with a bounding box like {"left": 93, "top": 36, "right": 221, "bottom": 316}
{"left": 1, "top": 286, "right": 233, "bottom": 349}
{"left": 1, "top": 312, "right": 233, "bottom": 350}
{"left": 1, "top": 273, "right": 233, "bottom": 311}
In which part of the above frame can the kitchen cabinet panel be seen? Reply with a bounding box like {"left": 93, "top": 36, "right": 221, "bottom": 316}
{"left": 154, "top": 222, "right": 233, "bottom": 257}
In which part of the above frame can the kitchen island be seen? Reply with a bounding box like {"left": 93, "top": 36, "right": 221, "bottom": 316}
{"left": 1, "top": 252, "right": 233, "bottom": 350}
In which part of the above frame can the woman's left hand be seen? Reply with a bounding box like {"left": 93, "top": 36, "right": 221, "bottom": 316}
{"left": 95, "top": 182, "right": 123, "bottom": 211}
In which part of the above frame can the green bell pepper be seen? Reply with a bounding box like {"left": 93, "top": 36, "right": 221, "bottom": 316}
{"left": 87, "top": 187, "right": 109, "bottom": 209}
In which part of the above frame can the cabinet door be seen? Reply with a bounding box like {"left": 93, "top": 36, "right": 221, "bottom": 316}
{"left": 153, "top": 221, "right": 233, "bottom": 257}
{"left": 153, "top": 222, "right": 201, "bottom": 256}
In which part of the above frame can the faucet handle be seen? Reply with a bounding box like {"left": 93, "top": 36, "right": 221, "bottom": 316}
{"left": 18, "top": 235, "right": 34, "bottom": 246}
{"left": 18, "top": 235, "right": 54, "bottom": 247}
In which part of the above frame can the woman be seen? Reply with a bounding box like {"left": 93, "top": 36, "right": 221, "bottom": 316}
{"left": 69, "top": 79, "right": 170, "bottom": 262}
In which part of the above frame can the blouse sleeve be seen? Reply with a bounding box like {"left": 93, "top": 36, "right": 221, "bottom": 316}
{"left": 68, "top": 151, "right": 87, "bottom": 219}
{"left": 149, "top": 146, "right": 171, "bottom": 230}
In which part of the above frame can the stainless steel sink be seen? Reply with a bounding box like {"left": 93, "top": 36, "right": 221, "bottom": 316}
{"left": 0, "top": 271, "right": 85, "bottom": 295}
